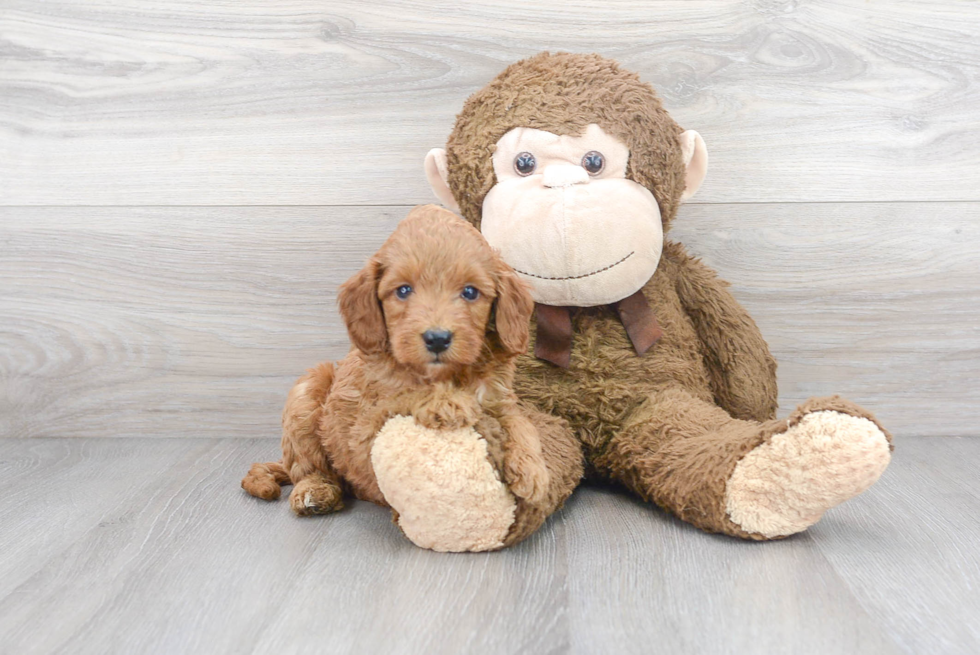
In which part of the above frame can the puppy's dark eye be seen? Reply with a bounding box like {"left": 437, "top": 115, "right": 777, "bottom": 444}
{"left": 461, "top": 286, "right": 480, "bottom": 301}
{"left": 395, "top": 285, "right": 413, "bottom": 300}
{"left": 514, "top": 152, "right": 536, "bottom": 176}
{"left": 582, "top": 151, "right": 605, "bottom": 175}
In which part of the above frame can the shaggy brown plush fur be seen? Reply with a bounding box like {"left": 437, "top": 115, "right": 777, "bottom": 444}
{"left": 242, "top": 205, "right": 583, "bottom": 544}
{"left": 438, "top": 52, "right": 892, "bottom": 539}
{"left": 446, "top": 52, "right": 687, "bottom": 232}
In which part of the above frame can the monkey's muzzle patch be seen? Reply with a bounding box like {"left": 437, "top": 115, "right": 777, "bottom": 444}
{"left": 482, "top": 176, "right": 663, "bottom": 307}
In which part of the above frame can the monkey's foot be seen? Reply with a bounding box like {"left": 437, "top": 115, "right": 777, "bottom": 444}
{"left": 371, "top": 415, "right": 516, "bottom": 552}
{"left": 725, "top": 400, "right": 892, "bottom": 538}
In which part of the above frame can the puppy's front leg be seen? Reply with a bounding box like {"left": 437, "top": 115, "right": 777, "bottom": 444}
{"left": 499, "top": 412, "right": 551, "bottom": 506}
{"left": 413, "top": 385, "right": 482, "bottom": 431}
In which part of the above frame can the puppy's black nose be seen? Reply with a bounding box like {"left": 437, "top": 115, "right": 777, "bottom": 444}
{"left": 423, "top": 329, "right": 452, "bottom": 354}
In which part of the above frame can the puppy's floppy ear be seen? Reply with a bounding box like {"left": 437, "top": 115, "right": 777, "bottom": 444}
{"left": 338, "top": 258, "right": 387, "bottom": 355}
{"left": 492, "top": 257, "right": 534, "bottom": 355}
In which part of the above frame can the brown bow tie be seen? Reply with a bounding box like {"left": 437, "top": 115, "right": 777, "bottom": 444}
{"left": 534, "top": 290, "right": 663, "bottom": 368}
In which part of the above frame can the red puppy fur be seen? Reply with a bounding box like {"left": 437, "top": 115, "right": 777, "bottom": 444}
{"left": 242, "top": 205, "right": 549, "bottom": 515}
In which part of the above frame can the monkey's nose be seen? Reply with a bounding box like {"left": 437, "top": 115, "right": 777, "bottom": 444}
{"left": 542, "top": 164, "right": 590, "bottom": 188}
{"left": 423, "top": 329, "right": 453, "bottom": 354}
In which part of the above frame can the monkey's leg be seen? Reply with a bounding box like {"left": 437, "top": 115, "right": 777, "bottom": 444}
{"left": 594, "top": 386, "right": 892, "bottom": 539}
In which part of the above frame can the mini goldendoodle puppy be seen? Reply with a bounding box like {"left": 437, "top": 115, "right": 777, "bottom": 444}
{"left": 242, "top": 205, "right": 581, "bottom": 541}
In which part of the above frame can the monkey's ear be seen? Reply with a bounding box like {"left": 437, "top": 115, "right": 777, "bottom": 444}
{"left": 424, "top": 148, "right": 461, "bottom": 212}
{"left": 337, "top": 259, "right": 388, "bottom": 355}
{"left": 678, "top": 130, "right": 708, "bottom": 202}
{"left": 492, "top": 263, "right": 534, "bottom": 356}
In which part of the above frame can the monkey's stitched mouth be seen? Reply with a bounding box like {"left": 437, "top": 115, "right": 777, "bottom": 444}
{"left": 512, "top": 251, "right": 634, "bottom": 281}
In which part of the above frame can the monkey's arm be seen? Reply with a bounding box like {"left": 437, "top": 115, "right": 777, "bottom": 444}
{"left": 663, "top": 241, "right": 778, "bottom": 422}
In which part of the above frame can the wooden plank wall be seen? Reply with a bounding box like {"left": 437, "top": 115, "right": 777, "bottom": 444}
{"left": 2, "top": 0, "right": 978, "bottom": 438}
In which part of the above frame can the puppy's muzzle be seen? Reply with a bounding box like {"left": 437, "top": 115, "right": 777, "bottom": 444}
{"left": 423, "top": 329, "right": 453, "bottom": 354}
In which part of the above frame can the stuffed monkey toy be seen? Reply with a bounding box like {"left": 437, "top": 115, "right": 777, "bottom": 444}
{"left": 422, "top": 52, "right": 893, "bottom": 541}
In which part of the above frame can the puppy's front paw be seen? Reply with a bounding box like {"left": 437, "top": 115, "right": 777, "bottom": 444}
{"left": 414, "top": 395, "right": 481, "bottom": 431}
{"left": 505, "top": 454, "right": 551, "bottom": 506}
{"left": 288, "top": 478, "right": 344, "bottom": 516}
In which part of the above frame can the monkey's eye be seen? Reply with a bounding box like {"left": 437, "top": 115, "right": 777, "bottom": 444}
{"left": 582, "top": 151, "right": 605, "bottom": 175}
{"left": 461, "top": 286, "right": 480, "bottom": 301}
{"left": 395, "top": 285, "right": 413, "bottom": 300}
{"left": 514, "top": 152, "right": 537, "bottom": 176}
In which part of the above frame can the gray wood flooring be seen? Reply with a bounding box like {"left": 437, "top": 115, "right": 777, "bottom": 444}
{"left": 0, "top": 436, "right": 977, "bottom": 655}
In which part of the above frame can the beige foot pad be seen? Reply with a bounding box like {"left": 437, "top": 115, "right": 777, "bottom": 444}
{"left": 726, "top": 410, "right": 891, "bottom": 538}
{"left": 371, "top": 415, "right": 516, "bottom": 552}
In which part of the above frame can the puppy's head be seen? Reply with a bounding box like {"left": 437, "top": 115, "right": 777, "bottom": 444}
{"left": 338, "top": 205, "right": 533, "bottom": 379}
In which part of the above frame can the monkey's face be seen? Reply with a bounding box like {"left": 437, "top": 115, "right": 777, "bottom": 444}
{"left": 481, "top": 124, "right": 663, "bottom": 307}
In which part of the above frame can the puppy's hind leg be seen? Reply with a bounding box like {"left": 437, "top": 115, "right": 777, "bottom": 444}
{"left": 242, "top": 460, "right": 291, "bottom": 500}
{"left": 242, "top": 361, "right": 343, "bottom": 514}
{"left": 281, "top": 362, "right": 345, "bottom": 516}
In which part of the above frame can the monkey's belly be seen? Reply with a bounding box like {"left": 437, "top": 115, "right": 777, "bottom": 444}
{"left": 516, "top": 309, "right": 713, "bottom": 455}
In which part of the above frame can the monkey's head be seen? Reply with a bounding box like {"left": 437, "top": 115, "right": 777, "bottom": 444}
{"left": 425, "top": 52, "right": 707, "bottom": 307}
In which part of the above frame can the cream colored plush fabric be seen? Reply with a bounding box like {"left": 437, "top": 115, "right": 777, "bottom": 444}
{"left": 424, "top": 148, "right": 461, "bottom": 212}
{"left": 490, "top": 124, "right": 631, "bottom": 182}
{"left": 678, "top": 130, "right": 707, "bottom": 201}
{"left": 725, "top": 411, "right": 892, "bottom": 538}
{"left": 371, "top": 415, "right": 517, "bottom": 552}
{"left": 480, "top": 125, "right": 663, "bottom": 307}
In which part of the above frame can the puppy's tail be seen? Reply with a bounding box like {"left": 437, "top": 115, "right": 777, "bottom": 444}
{"left": 242, "top": 461, "right": 291, "bottom": 500}
{"left": 242, "top": 361, "right": 337, "bottom": 501}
